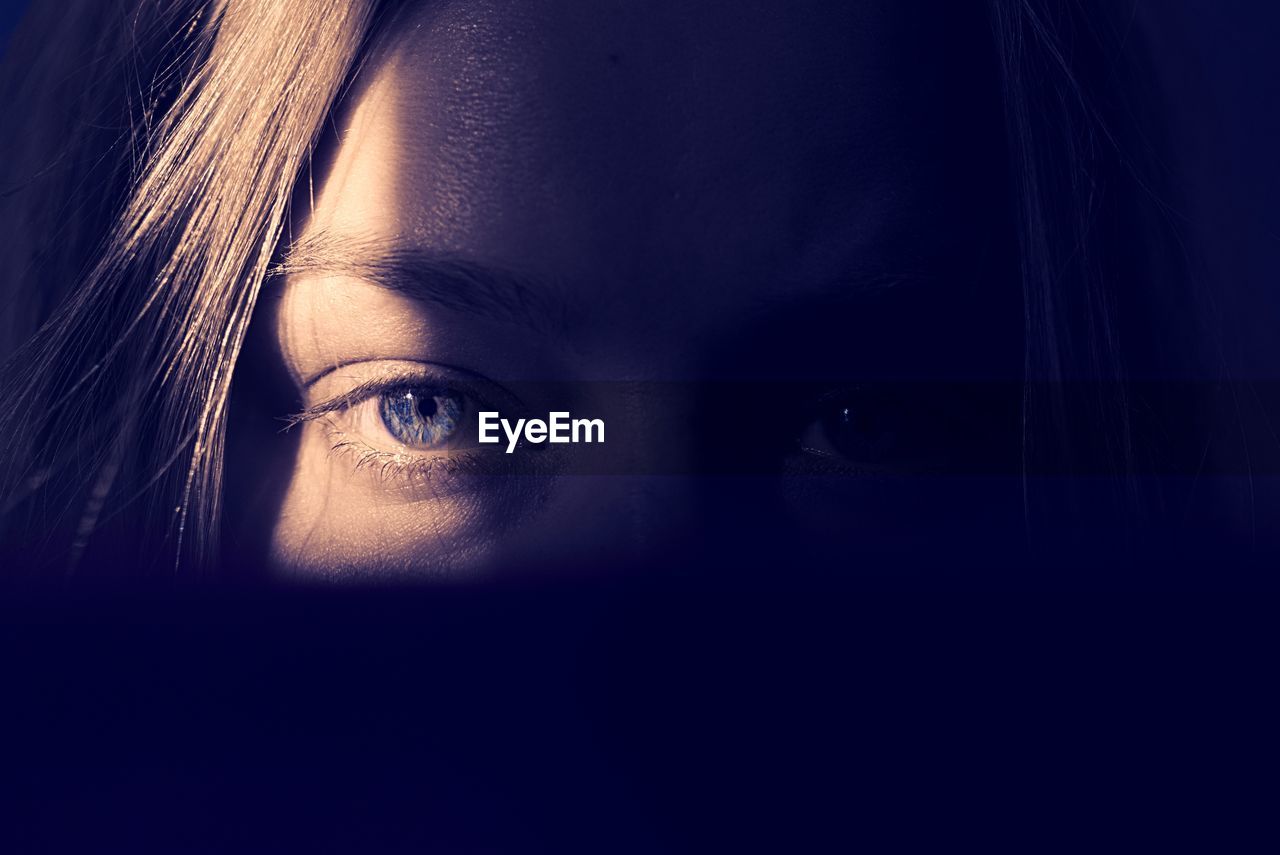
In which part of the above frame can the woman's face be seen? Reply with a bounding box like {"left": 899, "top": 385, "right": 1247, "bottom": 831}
{"left": 248, "top": 0, "right": 1022, "bottom": 579}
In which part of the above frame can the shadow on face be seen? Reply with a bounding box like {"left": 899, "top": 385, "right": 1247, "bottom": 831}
{"left": 228, "top": 0, "right": 1026, "bottom": 581}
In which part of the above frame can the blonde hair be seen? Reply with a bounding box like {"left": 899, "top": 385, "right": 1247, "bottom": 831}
{"left": 0, "top": 0, "right": 388, "bottom": 573}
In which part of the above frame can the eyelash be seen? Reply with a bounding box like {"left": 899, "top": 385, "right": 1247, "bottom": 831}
{"left": 325, "top": 433, "right": 485, "bottom": 486}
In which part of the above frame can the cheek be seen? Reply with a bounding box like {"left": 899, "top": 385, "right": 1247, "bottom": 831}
{"left": 266, "top": 423, "right": 542, "bottom": 579}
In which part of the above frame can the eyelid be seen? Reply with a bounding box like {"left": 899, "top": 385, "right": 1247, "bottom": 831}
{"left": 285, "top": 359, "right": 523, "bottom": 430}
{"left": 298, "top": 355, "right": 509, "bottom": 389}
{"left": 287, "top": 376, "right": 411, "bottom": 427}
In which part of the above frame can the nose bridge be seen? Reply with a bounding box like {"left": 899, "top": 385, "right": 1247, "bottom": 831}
{"left": 608, "top": 380, "right": 697, "bottom": 472}
{"left": 593, "top": 381, "right": 702, "bottom": 544}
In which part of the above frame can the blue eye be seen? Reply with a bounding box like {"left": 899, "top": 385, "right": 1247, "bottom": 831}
{"left": 378, "top": 387, "right": 465, "bottom": 449}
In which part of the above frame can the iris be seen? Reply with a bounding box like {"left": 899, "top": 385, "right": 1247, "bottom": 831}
{"left": 378, "top": 387, "right": 464, "bottom": 449}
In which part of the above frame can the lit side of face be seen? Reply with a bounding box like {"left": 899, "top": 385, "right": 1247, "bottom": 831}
{"left": 252, "top": 0, "right": 1021, "bottom": 579}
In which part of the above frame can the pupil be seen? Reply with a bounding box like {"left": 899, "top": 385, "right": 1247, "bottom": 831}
{"left": 836, "top": 405, "right": 876, "bottom": 437}
{"left": 412, "top": 392, "right": 438, "bottom": 419}
{"left": 827, "top": 401, "right": 893, "bottom": 460}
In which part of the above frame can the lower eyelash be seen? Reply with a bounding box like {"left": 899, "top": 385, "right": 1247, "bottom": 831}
{"left": 326, "top": 432, "right": 485, "bottom": 486}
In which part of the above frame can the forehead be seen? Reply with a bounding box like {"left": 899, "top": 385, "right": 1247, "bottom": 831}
{"left": 307, "top": 0, "right": 1003, "bottom": 322}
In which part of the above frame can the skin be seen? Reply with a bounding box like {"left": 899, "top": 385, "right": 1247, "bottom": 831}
{"left": 244, "top": 0, "right": 1022, "bottom": 580}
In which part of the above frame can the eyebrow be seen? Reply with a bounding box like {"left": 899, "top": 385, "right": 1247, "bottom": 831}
{"left": 272, "top": 229, "right": 572, "bottom": 336}
{"left": 274, "top": 228, "right": 937, "bottom": 346}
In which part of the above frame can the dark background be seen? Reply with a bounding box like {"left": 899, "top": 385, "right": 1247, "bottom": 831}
{"left": 1, "top": 1, "right": 1278, "bottom": 851}
{"left": 1142, "top": 1, "right": 1280, "bottom": 377}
